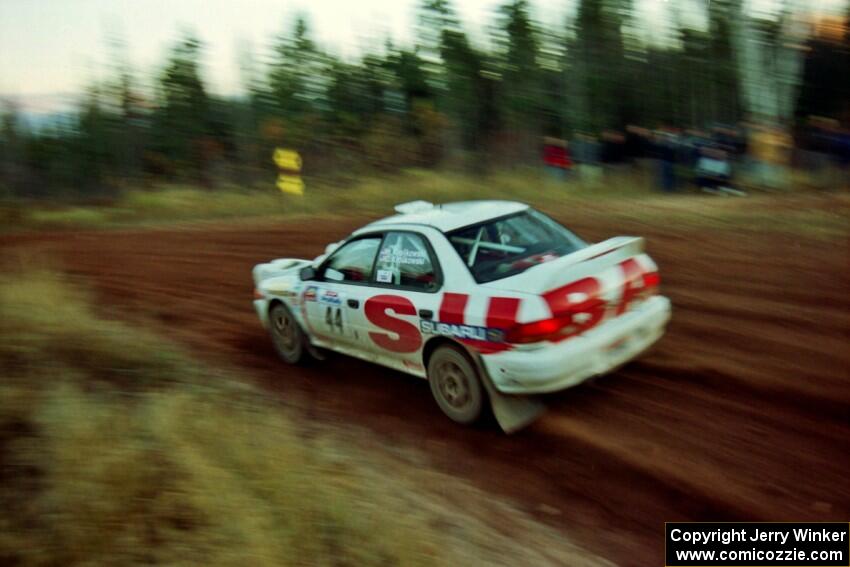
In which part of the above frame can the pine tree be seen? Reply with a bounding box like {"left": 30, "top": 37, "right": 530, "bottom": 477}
{"left": 494, "top": 0, "right": 542, "bottom": 159}
{"left": 570, "top": 0, "right": 628, "bottom": 133}
{"left": 707, "top": 0, "right": 741, "bottom": 125}
{"left": 418, "top": 0, "right": 493, "bottom": 160}
{"left": 152, "top": 34, "right": 211, "bottom": 180}
{"left": 266, "top": 15, "right": 331, "bottom": 150}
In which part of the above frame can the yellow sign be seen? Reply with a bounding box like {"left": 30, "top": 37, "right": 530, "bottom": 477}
{"left": 273, "top": 148, "right": 302, "bottom": 172}
{"left": 273, "top": 148, "right": 304, "bottom": 196}
{"left": 277, "top": 174, "right": 305, "bottom": 196}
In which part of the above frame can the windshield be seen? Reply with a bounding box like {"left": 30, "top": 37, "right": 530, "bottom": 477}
{"left": 447, "top": 210, "right": 586, "bottom": 283}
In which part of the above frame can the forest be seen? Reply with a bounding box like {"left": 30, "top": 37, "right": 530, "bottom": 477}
{"left": 0, "top": 0, "right": 848, "bottom": 198}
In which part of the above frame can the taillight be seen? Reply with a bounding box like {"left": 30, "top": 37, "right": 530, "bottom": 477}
{"left": 504, "top": 315, "right": 574, "bottom": 344}
{"left": 507, "top": 268, "right": 661, "bottom": 345}
{"left": 253, "top": 288, "right": 265, "bottom": 300}
{"left": 643, "top": 271, "right": 660, "bottom": 295}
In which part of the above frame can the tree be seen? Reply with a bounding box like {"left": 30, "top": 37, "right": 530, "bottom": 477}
{"left": 0, "top": 103, "right": 22, "bottom": 197}
{"left": 417, "top": 0, "right": 460, "bottom": 89}
{"left": 388, "top": 48, "right": 431, "bottom": 108}
{"left": 417, "top": 0, "right": 495, "bottom": 161}
{"left": 706, "top": 0, "right": 741, "bottom": 125}
{"left": 493, "top": 0, "right": 542, "bottom": 159}
{"left": 795, "top": 12, "right": 850, "bottom": 123}
{"left": 268, "top": 16, "right": 330, "bottom": 117}
{"left": 569, "top": 0, "right": 630, "bottom": 132}
{"left": 441, "top": 28, "right": 494, "bottom": 155}
{"left": 151, "top": 34, "right": 212, "bottom": 179}
{"left": 265, "top": 15, "right": 332, "bottom": 154}
{"left": 73, "top": 86, "right": 112, "bottom": 192}
{"left": 732, "top": 1, "right": 807, "bottom": 125}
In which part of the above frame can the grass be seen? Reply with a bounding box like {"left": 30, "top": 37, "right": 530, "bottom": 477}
{"left": 4, "top": 168, "right": 656, "bottom": 229}
{"left": 0, "top": 261, "right": 443, "bottom": 566}
{"left": 3, "top": 169, "right": 848, "bottom": 239}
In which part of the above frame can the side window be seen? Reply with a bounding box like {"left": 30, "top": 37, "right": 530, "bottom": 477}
{"left": 374, "top": 232, "right": 439, "bottom": 291}
{"left": 322, "top": 237, "right": 381, "bottom": 283}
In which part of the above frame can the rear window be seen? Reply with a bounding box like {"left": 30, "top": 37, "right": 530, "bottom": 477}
{"left": 447, "top": 210, "right": 586, "bottom": 283}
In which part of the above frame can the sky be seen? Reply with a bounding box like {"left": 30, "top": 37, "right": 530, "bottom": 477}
{"left": 0, "top": 0, "right": 844, "bottom": 112}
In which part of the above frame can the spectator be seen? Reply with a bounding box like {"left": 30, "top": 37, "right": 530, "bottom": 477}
{"left": 830, "top": 124, "right": 850, "bottom": 189}
{"left": 542, "top": 136, "right": 571, "bottom": 181}
{"left": 749, "top": 123, "right": 793, "bottom": 190}
{"left": 624, "top": 125, "right": 649, "bottom": 164}
{"left": 798, "top": 117, "right": 834, "bottom": 186}
{"left": 682, "top": 128, "right": 709, "bottom": 178}
{"left": 695, "top": 147, "right": 742, "bottom": 195}
{"left": 652, "top": 127, "right": 680, "bottom": 192}
{"left": 572, "top": 132, "right": 602, "bottom": 184}
{"left": 601, "top": 130, "right": 627, "bottom": 173}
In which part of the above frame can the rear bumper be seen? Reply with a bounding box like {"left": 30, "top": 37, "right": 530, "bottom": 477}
{"left": 481, "top": 295, "right": 671, "bottom": 394}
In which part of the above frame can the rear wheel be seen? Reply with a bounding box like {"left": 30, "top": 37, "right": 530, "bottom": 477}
{"left": 269, "top": 303, "right": 305, "bottom": 364}
{"left": 428, "top": 345, "right": 484, "bottom": 424}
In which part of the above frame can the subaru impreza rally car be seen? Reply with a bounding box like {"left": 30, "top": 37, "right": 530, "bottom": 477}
{"left": 253, "top": 201, "right": 671, "bottom": 431}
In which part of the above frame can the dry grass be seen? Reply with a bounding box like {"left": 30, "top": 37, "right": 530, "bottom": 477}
{"left": 0, "top": 264, "right": 438, "bottom": 566}
{"left": 5, "top": 169, "right": 655, "bottom": 230}
{"left": 5, "top": 169, "right": 847, "bottom": 240}
{"left": 0, "top": 261, "right": 612, "bottom": 567}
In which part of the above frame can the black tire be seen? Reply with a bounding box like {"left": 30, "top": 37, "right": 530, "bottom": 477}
{"left": 427, "top": 345, "right": 484, "bottom": 425}
{"left": 268, "top": 303, "right": 306, "bottom": 364}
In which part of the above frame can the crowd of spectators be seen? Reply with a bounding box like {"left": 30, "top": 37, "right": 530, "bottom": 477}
{"left": 541, "top": 119, "right": 850, "bottom": 194}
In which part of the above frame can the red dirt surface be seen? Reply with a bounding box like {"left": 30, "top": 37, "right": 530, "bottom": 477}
{"left": 3, "top": 211, "right": 848, "bottom": 566}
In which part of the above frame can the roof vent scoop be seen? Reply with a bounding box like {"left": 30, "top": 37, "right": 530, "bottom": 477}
{"left": 394, "top": 200, "right": 435, "bottom": 214}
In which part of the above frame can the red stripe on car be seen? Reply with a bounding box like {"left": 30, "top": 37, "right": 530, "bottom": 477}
{"left": 439, "top": 292, "right": 468, "bottom": 324}
{"left": 436, "top": 293, "right": 518, "bottom": 355}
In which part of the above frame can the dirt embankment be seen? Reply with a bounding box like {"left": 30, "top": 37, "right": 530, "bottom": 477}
{"left": 3, "top": 208, "right": 848, "bottom": 566}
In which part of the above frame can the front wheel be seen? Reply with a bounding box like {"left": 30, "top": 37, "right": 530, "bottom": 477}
{"left": 427, "top": 345, "right": 484, "bottom": 425}
{"left": 269, "top": 303, "right": 306, "bottom": 364}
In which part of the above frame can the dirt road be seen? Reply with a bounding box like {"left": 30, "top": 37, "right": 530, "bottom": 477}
{"left": 4, "top": 207, "right": 848, "bottom": 566}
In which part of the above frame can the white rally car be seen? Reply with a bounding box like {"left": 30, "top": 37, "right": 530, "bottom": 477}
{"left": 253, "top": 201, "right": 671, "bottom": 431}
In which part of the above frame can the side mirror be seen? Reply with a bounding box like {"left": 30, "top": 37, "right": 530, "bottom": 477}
{"left": 299, "top": 266, "right": 316, "bottom": 281}
{"left": 324, "top": 267, "right": 344, "bottom": 282}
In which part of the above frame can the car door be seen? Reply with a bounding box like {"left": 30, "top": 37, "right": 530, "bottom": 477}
{"left": 356, "top": 231, "right": 443, "bottom": 375}
{"left": 303, "top": 236, "right": 382, "bottom": 353}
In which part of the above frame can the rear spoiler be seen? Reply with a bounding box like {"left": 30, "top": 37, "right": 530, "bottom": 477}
{"left": 536, "top": 236, "right": 645, "bottom": 291}
{"left": 576, "top": 236, "right": 644, "bottom": 263}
